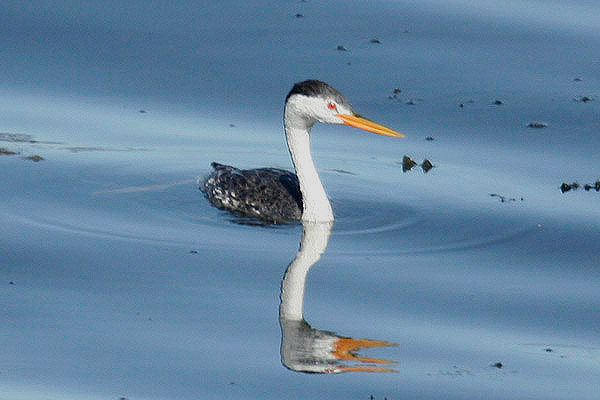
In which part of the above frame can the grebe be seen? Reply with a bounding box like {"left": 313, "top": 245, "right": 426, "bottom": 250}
{"left": 202, "top": 80, "right": 403, "bottom": 223}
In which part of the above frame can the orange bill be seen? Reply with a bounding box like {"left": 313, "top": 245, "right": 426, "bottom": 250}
{"left": 337, "top": 114, "right": 405, "bottom": 138}
{"left": 332, "top": 337, "right": 397, "bottom": 364}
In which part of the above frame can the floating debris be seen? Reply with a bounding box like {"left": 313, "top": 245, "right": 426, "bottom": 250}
{"left": 388, "top": 88, "right": 402, "bottom": 100}
{"left": 459, "top": 103, "right": 464, "bottom": 108}
{"left": 584, "top": 181, "right": 600, "bottom": 191}
{"left": 0, "top": 148, "right": 19, "bottom": 155}
{"left": 560, "top": 182, "right": 579, "bottom": 193}
{"left": 0, "top": 132, "right": 37, "bottom": 143}
{"left": 336, "top": 45, "right": 348, "bottom": 51}
{"left": 421, "top": 159, "right": 434, "bottom": 172}
{"left": 295, "top": 13, "right": 304, "bottom": 18}
{"left": 139, "top": 109, "right": 147, "bottom": 114}
{"left": 189, "top": 250, "right": 198, "bottom": 254}
{"left": 24, "top": 155, "right": 44, "bottom": 162}
{"left": 573, "top": 78, "right": 583, "bottom": 82}
{"left": 402, "top": 155, "right": 417, "bottom": 172}
{"left": 0, "top": 132, "right": 61, "bottom": 144}
{"left": 562, "top": 180, "right": 600, "bottom": 193}
{"left": 369, "top": 38, "right": 382, "bottom": 44}
{"left": 561, "top": 183, "right": 574, "bottom": 193}
{"left": 492, "top": 362, "right": 503, "bottom": 369}
{"left": 490, "top": 193, "right": 523, "bottom": 203}
{"left": 528, "top": 122, "right": 548, "bottom": 128}
{"left": 493, "top": 100, "right": 504, "bottom": 105}
{"left": 573, "top": 96, "right": 593, "bottom": 103}
{"left": 406, "top": 99, "right": 416, "bottom": 105}
{"left": 425, "top": 136, "right": 435, "bottom": 141}
{"left": 328, "top": 168, "right": 358, "bottom": 175}
{"left": 229, "top": 124, "right": 236, "bottom": 128}
{"left": 544, "top": 348, "right": 553, "bottom": 352}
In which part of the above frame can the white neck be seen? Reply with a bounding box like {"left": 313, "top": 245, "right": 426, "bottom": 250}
{"left": 284, "top": 108, "right": 334, "bottom": 222}
{"left": 280, "top": 221, "right": 333, "bottom": 320}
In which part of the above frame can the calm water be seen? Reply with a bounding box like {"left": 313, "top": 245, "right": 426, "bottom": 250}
{"left": 1, "top": 1, "right": 599, "bottom": 399}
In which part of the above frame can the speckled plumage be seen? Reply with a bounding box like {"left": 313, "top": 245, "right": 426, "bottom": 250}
{"left": 201, "top": 162, "right": 303, "bottom": 223}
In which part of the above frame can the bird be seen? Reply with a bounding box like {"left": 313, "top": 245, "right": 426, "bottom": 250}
{"left": 201, "top": 80, "right": 404, "bottom": 223}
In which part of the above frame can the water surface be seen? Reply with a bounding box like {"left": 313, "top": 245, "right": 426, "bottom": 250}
{"left": 1, "top": 1, "right": 599, "bottom": 399}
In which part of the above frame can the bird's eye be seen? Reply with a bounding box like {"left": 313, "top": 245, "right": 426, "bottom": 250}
{"left": 328, "top": 102, "right": 337, "bottom": 110}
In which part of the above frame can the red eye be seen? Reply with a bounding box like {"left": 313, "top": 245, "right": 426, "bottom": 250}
{"left": 328, "top": 102, "right": 337, "bottom": 110}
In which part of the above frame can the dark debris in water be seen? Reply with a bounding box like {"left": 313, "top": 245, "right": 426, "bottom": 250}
{"left": 295, "top": 13, "right": 304, "bottom": 18}
{"left": 421, "top": 159, "right": 434, "bottom": 172}
{"left": 402, "top": 155, "right": 417, "bottom": 172}
{"left": 492, "top": 362, "right": 503, "bottom": 369}
{"left": 0, "top": 132, "right": 37, "bottom": 143}
{"left": 493, "top": 100, "right": 504, "bottom": 105}
{"left": 425, "top": 136, "right": 435, "bottom": 141}
{"left": 369, "top": 38, "right": 382, "bottom": 44}
{"left": 490, "top": 193, "right": 524, "bottom": 203}
{"left": 401, "top": 156, "right": 434, "bottom": 173}
{"left": 24, "top": 155, "right": 44, "bottom": 162}
{"left": 0, "top": 147, "right": 19, "bottom": 156}
{"left": 1, "top": 147, "right": 45, "bottom": 161}
{"left": 528, "top": 122, "right": 548, "bottom": 128}
{"left": 561, "top": 180, "right": 600, "bottom": 193}
{"left": 573, "top": 96, "right": 594, "bottom": 103}
{"left": 0, "top": 132, "right": 62, "bottom": 145}
{"left": 336, "top": 45, "right": 348, "bottom": 51}
{"left": 327, "top": 168, "right": 358, "bottom": 175}
{"left": 388, "top": 88, "right": 402, "bottom": 100}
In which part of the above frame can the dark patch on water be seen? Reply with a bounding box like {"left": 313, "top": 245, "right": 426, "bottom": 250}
{"left": 561, "top": 180, "right": 600, "bottom": 193}
{"left": 400, "top": 156, "right": 434, "bottom": 173}
{"left": 402, "top": 155, "right": 417, "bottom": 172}
{"left": 23, "top": 155, "right": 44, "bottom": 162}
{"left": 528, "top": 122, "right": 548, "bottom": 128}
{"left": 490, "top": 193, "right": 524, "bottom": 203}
{"left": 421, "top": 159, "right": 434, "bottom": 172}
{"left": 0, "top": 148, "right": 19, "bottom": 155}
{"left": 573, "top": 96, "right": 594, "bottom": 103}
{"left": 327, "top": 168, "right": 358, "bottom": 175}
{"left": 0, "top": 132, "right": 62, "bottom": 144}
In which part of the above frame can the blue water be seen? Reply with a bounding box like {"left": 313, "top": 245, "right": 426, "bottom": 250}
{"left": 1, "top": 1, "right": 599, "bottom": 399}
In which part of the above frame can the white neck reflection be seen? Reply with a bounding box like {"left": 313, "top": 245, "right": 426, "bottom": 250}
{"left": 279, "top": 221, "right": 396, "bottom": 374}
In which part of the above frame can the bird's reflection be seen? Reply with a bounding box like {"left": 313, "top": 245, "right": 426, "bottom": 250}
{"left": 279, "top": 221, "right": 397, "bottom": 373}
